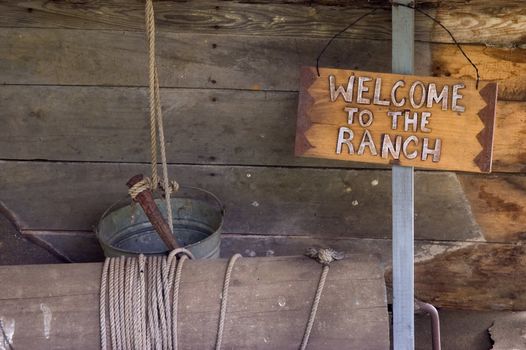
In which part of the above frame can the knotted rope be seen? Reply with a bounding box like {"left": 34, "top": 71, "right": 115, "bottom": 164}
{"left": 139, "top": 0, "right": 176, "bottom": 232}
{"left": 100, "top": 251, "right": 242, "bottom": 350}
{"left": 300, "top": 248, "right": 344, "bottom": 350}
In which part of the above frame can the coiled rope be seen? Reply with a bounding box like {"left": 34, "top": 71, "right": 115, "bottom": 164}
{"left": 100, "top": 250, "right": 246, "bottom": 350}
{"left": 100, "top": 248, "right": 342, "bottom": 349}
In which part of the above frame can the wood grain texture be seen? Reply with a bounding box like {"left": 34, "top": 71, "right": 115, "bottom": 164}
{"left": 0, "top": 28, "right": 524, "bottom": 101}
{"left": 0, "top": 256, "right": 389, "bottom": 350}
{"left": 0, "top": 85, "right": 522, "bottom": 172}
{"left": 296, "top": 66, "right": 497, "bottom": 173}
{"left": 0, "top": 161, "right": 481, "bottom": 242}
{"left": 493, "top": 101, "right": 526, "bottom": 173}
{"left": 459, "top": 174, "right": 526, "bottom": 242}
{"left": 0, "top": 0, "right": 523, "bottom": 46}
{"left": 407, "top": 242, "right": 526, "bottom": 311}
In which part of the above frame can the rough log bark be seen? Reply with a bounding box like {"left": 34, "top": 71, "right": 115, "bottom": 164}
{"left": 0, "top": 256, "right": 389, "bottom": 350}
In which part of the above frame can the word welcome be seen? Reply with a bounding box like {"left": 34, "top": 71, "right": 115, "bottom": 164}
{"left": 328, "top": 73, "right": 465, "bottom": 163}
{"left": 329, "top": 74, "right": 466, "bottom": 112}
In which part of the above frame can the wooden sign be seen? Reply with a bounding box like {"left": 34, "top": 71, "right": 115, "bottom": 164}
{"left": 296, "top": 67, "right": 498, "bottom": 173}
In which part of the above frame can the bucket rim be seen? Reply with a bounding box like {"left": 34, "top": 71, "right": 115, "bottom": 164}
{"left": 95, "top": 186, "right": 224, "bottom": 256}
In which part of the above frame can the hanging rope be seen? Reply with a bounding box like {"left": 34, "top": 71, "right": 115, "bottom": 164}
{"left": 300, "top": 248, "right": 344, "bottom": 350}
{"left": 215, "top": 253, "right": 242, "bottom": 350}
{"left": 143, "top": 0, "right": 175, "bottom": 232}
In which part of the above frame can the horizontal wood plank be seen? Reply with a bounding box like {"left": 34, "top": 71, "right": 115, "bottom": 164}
{"left": 0, "top": 1, "right": 523, "bottom": 47}
{"left": 0, "top": 28, "right": 524, "bottom": 101}
{"left": 0, "top": 85, "right": 522, "bottom": 172}
{"left": 0, "top": 161, "right": 481, "bottom": 242}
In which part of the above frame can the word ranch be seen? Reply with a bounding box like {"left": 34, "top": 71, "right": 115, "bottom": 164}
{"left": 336, "top": 127, "right": 442, "bottom": 162}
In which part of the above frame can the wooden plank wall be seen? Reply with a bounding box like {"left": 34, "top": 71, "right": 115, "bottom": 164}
{"left": 0, "top": 0, "right": 525, "bottom": 310}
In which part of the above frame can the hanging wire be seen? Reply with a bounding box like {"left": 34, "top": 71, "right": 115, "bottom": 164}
{"left": 392, "top": 1, "right": 480, "bottom": 88}
{"left": 316, "top": 8, "right": 378, "bottom": 76}
{"left": 315, "top": 2, "right": 481, "bottom": 89}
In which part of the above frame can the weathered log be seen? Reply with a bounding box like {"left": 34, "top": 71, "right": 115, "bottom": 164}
{"left": 0, "top": 255, "right": 389, "bottom": 349}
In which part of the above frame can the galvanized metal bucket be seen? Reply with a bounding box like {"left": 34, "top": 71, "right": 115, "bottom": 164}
{"left": 96, "top": 186, "right": 223, "bottom": 259}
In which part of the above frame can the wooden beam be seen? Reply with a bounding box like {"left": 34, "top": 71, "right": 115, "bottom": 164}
{"left": 0, "top": 1, "right": 523, "bottom": 46}
{"left": 0, "top": 86, "right": 522, "bottom": 173}
{"left": 0, "top": 256, "right": 389, "bottom": 349}
{"left": 0, "top": 29, "right": 524, "bottom": 101}
{"left": 0, "top": 161, "right": 481, "bottom": 243}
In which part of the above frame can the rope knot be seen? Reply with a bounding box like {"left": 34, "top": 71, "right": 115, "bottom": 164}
{"left": 128, "top": 177, "right": 180, "bottom": 200}
{"left": 305, "top": 248, "right": 344, "bottom": 266}
{"left": 160, "top": 180, "right": 180, "bottom": 195}
{"left": 128, "top": 177, "right": 153, "bottom": 199}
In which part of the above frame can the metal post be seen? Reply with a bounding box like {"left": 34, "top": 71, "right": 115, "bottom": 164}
{"left": 392, "top": 1, "right": 415, "bottom": 350}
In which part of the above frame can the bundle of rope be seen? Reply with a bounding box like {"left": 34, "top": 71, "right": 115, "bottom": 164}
{"left": 100, "top": 249, "right": 242, "bottom": 350}
{"left": 99, "top": 248, "right": 342, "bottom": 350}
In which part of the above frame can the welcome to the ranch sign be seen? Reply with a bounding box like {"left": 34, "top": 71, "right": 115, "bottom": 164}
{"left": 295, "top": 67, "right": 498, "bottom": 173}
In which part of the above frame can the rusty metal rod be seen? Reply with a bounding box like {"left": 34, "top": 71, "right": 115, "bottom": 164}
{"left": 127, "top": 174, "right": 179, "bottom": 250}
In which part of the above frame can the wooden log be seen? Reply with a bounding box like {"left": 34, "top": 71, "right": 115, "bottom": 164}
{"left": 0, "top": 256, "right": 389, "bottom": 349}
{"left": 0, "top": 0, "right": 523, "bottom": 46}
{"left": 0, "top": 85, "right": 523, "bottom": 173}
{"left": 0, "top": 28, "right": 524, "bottom": 101}
{"left": 0, "top": 161, "right": 481, "bottom": 242}
{"left": 408, "top": 242, "right": 526, "bottom": 311}
{"left": 16, "top": 230, "right": 526, "bottom": 311}
{"left": 459, "top": 174, "right": 526, "bottom": 242}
